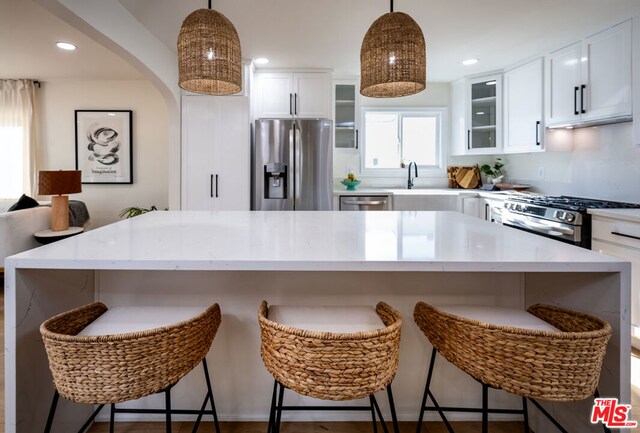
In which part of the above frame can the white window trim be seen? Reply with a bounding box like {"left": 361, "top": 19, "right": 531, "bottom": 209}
{"left": 359, "top": 107, "right": 447, "bottom": 178}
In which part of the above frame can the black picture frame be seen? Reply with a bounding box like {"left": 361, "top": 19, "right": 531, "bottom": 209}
{"left": 75, "top": 110, "right": 133, "bottom": 184}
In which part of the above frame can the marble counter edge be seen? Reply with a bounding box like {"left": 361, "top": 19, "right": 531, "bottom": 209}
{"left": 5, "top": 257, "right": 630, "bottom": 273}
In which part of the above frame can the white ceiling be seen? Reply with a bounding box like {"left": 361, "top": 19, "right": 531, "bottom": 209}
{"left": 2, "top": 0, "right": 639, "bottom": 83}
{"left": 0, "top": 0, "right": 142, "bottom": 81}
{"left": 120, "top": 0, "right": 640, "bottom": 82}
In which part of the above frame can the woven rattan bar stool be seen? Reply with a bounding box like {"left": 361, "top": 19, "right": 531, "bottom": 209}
{"left": 258, "top": 301, "right": 403, "bottom": 433}
{"left": 40, "top": 302, "right": 222, "bottom": 433}
{"left": 413, "top": 302, "right": 613, "bottom": 433}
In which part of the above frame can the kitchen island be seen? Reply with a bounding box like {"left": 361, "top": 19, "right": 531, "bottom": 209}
{"left": 4, "top": 211, "right": 631, "bottom": 433}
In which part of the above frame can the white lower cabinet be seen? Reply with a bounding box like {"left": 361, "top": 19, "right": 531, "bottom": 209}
{"left": 460, "top": 196, "right": 482, "bottom": 219}
{"left": 182, "top": 95, "right": 250, "bottom": 210}
{"left": 592, "top": 215, "right": 640, "bottom": 348}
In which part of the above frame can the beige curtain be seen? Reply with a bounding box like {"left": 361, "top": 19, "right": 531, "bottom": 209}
{"left": 0, "top": 79, "right": 38, "bottom": 197}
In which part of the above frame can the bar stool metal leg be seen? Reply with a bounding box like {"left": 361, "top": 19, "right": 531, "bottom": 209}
{"left": 522, "top": 397, "right": 529, "bottom": 433}
{"left": 482, "top": 383, "right": 488, "bottom": 433}
{"left": 416, "top": 348, "right": 455, "bottom": 433}
{"left": 275, "top": 382, "right": 285, "bottom": 433}
{"left": 386, "top": 385, "right": 400, "bottom": 433}
{"left": 369, "top": 395, "right": 379, "bottom": 433}
{"left": 371, "top": 395, "right": 389, "bottom": 433}
{"left": 43, "top": 391, "right": 60, "bottom": 433}
{"left": 202, "top": 358, "right": 221, "bottom": 433}
{"left": 267, "top": 380, "right": 278, "bottom": 433}
{"left": 165, "top": 387, "right": 172, "bottom": 433}
{"left": 109, "top": 403, "right": 115, "bottom": 433}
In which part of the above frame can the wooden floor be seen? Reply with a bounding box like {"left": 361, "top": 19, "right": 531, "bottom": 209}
{"left": 86, "top": 421, "right": 526, "bottom": 433}
{"left": 0, "top": 274, "right": 637, "bottom": 432}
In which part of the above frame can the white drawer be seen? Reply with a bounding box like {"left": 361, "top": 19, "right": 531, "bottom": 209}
{"left": 592, "top": 216, "right": 640, "bottom": 250}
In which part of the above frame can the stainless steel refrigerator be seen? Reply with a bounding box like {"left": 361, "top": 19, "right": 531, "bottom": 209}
{"left": 252, "top": 119, "right": 333, "bottom": 210}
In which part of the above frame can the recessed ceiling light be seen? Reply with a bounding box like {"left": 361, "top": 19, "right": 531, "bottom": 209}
{"left": 462, "top": 58, "right": 478, "bottom": 66}
{"left": 56, "top": 41, "right": 77, "bottom": 51}
{"left": 254, "top": 57, "right": 269, "bottom": 65}
{"left": 486, "top": 81, "right": 497, "bottom": 86}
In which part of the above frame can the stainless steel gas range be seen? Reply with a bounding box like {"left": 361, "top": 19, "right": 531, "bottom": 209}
{"left": 503, "top": 196, "right": 640, "bottom": 249}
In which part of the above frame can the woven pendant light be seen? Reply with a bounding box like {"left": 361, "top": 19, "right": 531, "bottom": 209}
{"left": 178, "top": 1, "right": 242, "bottom": 95}
{"left": 360, "top": 0, "right": 426, "bottom": 98}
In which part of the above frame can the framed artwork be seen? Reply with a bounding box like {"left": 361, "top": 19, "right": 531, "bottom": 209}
{"left": 75, "top": 110, "right": 133, "bottom": 184}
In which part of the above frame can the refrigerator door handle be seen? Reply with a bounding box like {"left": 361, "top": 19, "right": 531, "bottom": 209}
{"left": 289, "top": 125, "right": 296, "bottom": 210}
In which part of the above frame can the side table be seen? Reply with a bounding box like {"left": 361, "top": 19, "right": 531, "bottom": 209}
{"left": 34, "top": 227, "right": 84, "bottom": 245}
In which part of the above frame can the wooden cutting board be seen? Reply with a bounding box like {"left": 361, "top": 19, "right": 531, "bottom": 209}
{"left": 448, "top": 166, "right": 481, "bottom": 189}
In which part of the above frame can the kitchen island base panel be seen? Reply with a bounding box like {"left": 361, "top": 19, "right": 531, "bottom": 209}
{"left": 6, "top": 269, "right": 627, "bottom": 433}
{"left": 6, "top": 269, "right": 95, "bottom": 433}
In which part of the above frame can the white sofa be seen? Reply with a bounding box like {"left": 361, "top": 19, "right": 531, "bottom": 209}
{"left": 0, "top": 206, "right": 51, "bottom": 270}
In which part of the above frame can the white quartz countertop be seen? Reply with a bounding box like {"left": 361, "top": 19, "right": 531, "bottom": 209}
{"left": 7, "top": 211, "right": 625, "bottom": 273}
{"left": 589, "top": 208, "right": 640, "bottom": 223}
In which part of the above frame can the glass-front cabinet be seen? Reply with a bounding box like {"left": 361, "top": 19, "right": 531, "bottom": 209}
{"left": 468, "top": 75, "right": 502, "bottom": 153}
{"left": 334, "top": 79, "right": 359, "bottom": 149}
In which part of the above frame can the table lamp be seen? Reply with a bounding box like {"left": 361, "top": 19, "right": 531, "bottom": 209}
{"left": 38, "top": 170, "right": 82, "bottom": 231}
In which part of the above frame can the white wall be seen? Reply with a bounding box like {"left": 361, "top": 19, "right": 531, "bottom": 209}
{"left": 37, "top": 80, "right": 169, "bottom": 227}
{"left": 334, "top": 83, "right": 491, "bottom": 189}
{"left": 502, "top": 122, "right": 640, "bottom": 203}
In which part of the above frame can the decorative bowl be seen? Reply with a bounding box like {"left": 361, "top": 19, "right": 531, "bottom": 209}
{"left": 341, "top": 180, "right": 361, "bottom": 191}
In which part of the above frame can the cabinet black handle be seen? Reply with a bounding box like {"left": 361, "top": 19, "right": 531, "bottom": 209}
{"left": 574, "top": 86, "right": 579, "bottom": 115}
{"left": 535, "top": 120, "right": 541, "bottom": 146}
{"left": 294, "top": 93, "right": 298, "bottom": 115}
{"left": 611, "top": 231, "right": 640, "bottom": 241}
{"left": 289, "top": 93, "right": 293, "bottom": 115}
{"left": 355, "top": 129, "right": 359, "bottom": 149}
{"left": 215, "top": 174, "right": 219, "bottom": 198}
{"left": 580, "top": 84, "right": 586, "bottom": 114}
{"left": 485, "top": 203, "right": 489, "bottom": 220}
{"left": 210, "top": 174, "right": 213, "bottom": 198}
{"left": 467, "top": 130, "right": 471, "bottom": 150}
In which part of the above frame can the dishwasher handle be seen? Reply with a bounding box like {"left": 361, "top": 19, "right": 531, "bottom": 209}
{"left": 342, "top": 199, "right": 387, "bottom": 206}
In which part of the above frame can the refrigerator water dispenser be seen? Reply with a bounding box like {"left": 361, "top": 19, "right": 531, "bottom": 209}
{"left": 264, "top": 163, "right": 287, "bottom": 199}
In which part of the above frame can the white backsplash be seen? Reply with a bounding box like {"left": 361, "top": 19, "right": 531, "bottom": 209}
{"left": 503, "top": 122, "right": 640, "bottom": 203}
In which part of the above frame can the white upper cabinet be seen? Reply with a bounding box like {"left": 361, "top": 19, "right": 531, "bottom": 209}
{"left": 255, "top": 72, "right": 331, "bottom": 119}
{"left": 504, "top": 58, "right": 544, "bottom": 153}
{"left": 547, "top": 20, "right": 632, "bottom": 127}
{"left": 182, "top": 95, "right": 250, "bottom": 211}
{"left": 450, "top": 79, "right": 467, "bottom": 156}
{"left": 583, "top": 20, "right": 633, "bottom": 121}
{"left": 450, "top": 75, "right": 502, "bottom": 155}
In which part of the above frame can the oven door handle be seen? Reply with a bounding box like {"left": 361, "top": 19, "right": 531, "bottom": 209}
{"left": 503, "top": 215, "right": 575, "bottom": 236}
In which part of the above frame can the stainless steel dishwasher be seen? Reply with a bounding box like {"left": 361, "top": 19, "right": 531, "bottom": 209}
{"left": 339, "top": 195, "right": 390, "bottom": 211}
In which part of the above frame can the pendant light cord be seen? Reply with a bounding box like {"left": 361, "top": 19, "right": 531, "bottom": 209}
{"left": 208, "top": 0, "right": 212, "bottom": 9}
{"left": 390, "top": 0, "right": 393, "bottom": 12}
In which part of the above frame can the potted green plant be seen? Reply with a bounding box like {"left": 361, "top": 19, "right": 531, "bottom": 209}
{"left": 119, "top": 205, "right": 162, "bottom": 219}
{"left": 480, "top": 158, "right": 505, "bottom": 184}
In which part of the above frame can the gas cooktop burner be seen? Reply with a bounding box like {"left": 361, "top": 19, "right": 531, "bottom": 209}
{"left": 509, "top": 196, "right": 640, "bottom": 212}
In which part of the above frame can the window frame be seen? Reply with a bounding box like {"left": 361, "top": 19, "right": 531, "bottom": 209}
{"left": 359, "top": 107, "right": 447, "bottom": 177}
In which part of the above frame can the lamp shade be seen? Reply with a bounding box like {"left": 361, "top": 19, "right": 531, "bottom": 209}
{"left": 178, "top": 8, "right": 242, "bottom": 95}
{"left": 39, "top": 170, "right": 82, "bottom": 196}
{"left": 360, "top": 12, "right": 426, "bottom": 98}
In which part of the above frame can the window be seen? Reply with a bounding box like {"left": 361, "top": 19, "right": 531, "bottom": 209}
{"left": 0, "top": 127, "right": 25, "bottom": 198}
{"left": 0, "top": 79, "right": 37, "bottom": 199}
{"left": 361, "top": 108, "right": 444, "bottom": 174}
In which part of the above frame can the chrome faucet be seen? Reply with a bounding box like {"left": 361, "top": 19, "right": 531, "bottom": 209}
{"left": 407, "top": 161, "right": 418, "bottom": 189}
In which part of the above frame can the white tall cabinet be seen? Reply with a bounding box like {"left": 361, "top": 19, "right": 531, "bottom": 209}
{"left": 182, "top": 94, "right": 250, "bottom": 210}
{"left": 254, "top": 72, "right": 331, "bottom": 119}
{"left": 503, "top": 58, "right": 544, "bottom": 153}
{"left": 547, "top": 20, "right": 632, "bottom": 127}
